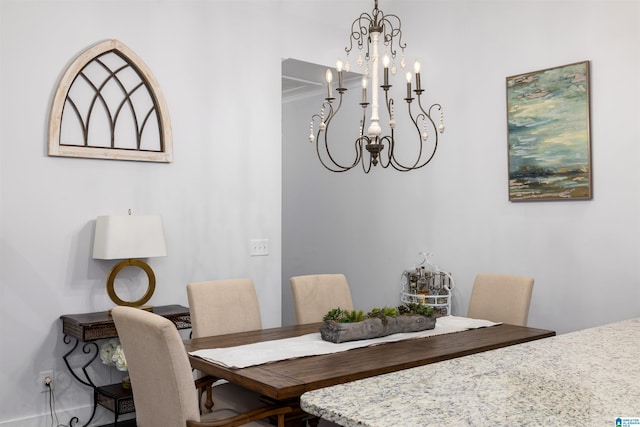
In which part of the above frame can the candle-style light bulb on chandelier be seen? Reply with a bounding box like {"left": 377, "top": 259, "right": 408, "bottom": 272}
{"left": 308, "top": 0, "right": 445, "bottom": 173}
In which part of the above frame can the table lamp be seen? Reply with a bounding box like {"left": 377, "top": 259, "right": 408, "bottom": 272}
{"left": 92, "top": 212, "right": 167, "bottom": 310}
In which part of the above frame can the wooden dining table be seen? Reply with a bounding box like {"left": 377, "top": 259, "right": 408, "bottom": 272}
{"left": 184, "top": 320, "right": 554, "bottom": 424}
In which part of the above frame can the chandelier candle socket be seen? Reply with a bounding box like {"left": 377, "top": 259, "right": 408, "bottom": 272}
{"left": 362, "top": 76, "right": 368, "bottom": 104}
{"left": 325, "top": 69, "right": 333, "bottom": 99}
{"left": 308, "top": 0, "right": 445, "bottom": 173}
{"left": 414, "top": 62, "right": 422, "bottom": 91}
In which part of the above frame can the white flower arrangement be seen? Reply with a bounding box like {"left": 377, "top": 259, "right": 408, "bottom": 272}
{"left": 100, "top": 338, "right": 128, "bottom": 372}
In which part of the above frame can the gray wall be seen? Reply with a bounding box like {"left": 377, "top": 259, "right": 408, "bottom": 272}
{"left": 282, "top": 0, "right": 640, "bottom": 331}
{"left": 1, "top": 1, "right": 282, "bottom": 425}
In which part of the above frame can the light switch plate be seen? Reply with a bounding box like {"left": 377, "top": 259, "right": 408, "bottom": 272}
{"left": 250, "top": 239, "right": 269, "bottom": 256}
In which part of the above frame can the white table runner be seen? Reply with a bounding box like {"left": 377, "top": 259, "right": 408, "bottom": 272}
{"left": 189, "top": 316, "right": 499, "bottom": 369}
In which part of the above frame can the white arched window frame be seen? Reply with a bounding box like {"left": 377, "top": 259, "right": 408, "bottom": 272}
{"left": 48, "top": 39, "right": 173, "bottom": 162}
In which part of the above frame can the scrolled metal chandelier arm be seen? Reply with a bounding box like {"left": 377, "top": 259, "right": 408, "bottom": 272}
{"left": 307, "top": 0, "right": 445, "bottom": 174}
{"left": 346, "top": 14, "right": 373, "bottom": 59}
{"left": 385, "top": 97, "right": 443, "bottom": 172}
{"left": 344, "top": 2, "right": 407, "bottom": 71}
{"left": 311, "top": 95, "right": 363, "bottom": 173}
{"left": 378, "top": 13, "right": 406, "bottom": 61}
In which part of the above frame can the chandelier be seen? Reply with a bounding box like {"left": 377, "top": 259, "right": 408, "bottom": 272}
{"left": 308, "top": 0, "right": 445, "bottom": 173}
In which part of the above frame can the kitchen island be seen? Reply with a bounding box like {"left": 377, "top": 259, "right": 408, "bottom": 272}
{"left": 301, "top": 317, "right": 640, "bottom": 427}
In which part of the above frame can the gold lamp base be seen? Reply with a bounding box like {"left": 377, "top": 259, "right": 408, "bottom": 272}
{"left": 106, "top": 258, "right": 156, "bottom": 311}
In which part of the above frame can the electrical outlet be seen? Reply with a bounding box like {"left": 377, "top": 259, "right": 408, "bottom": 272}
{"left": 39, "top": 370, "right": 54, "bottom": 393}
{"left": 249, "top": 239, "right": 269, "bottom": 256}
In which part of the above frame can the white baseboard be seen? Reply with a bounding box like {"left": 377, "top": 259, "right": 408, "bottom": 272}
{"left": 0, "top": 404, "right": 133, "bottom": 427}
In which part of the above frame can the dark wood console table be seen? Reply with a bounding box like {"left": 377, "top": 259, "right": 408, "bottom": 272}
{"left": 60, "top": 305, "right": 191, "bottom": 427}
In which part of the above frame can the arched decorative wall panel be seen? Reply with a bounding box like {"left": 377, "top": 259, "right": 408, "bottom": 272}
{"left": 48, "top": 39, "right": 173, "bottom": 162}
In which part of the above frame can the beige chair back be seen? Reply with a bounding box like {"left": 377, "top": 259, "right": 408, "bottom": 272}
{"left": 290, "top": 274, "right": 354, "bottom": 324}
{"left": 467, "top": 273, "right": 534, "bottom": 326}
{"left": 187, "top": 278, "right": 262, "bottom": 339}
{"left": 112, "top": 306, "right": 201, "bottom": 427}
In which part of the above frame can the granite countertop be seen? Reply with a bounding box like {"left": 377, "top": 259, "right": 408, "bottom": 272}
{"left": 301, "top": 317, "right": 640, "bottom": 427}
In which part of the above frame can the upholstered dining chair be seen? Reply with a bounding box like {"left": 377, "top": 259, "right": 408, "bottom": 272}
{"left": 290, "top": 274, "right": 354, "bottom": 325}
{"left": 111, "top": 306, "right": 291, "bottom": 427}
{"left": 467, "top": 273, "right": 534, "bottom": 326}
{"left": 187, "top": 278, "right": 262, "bottom": 338}
{"left": 186, "top": 279, "right": 263, "bottom": 413}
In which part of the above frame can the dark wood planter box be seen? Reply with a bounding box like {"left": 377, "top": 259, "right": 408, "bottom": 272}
{"left": 320, "top": 315, "right": 436, "bottom": 343}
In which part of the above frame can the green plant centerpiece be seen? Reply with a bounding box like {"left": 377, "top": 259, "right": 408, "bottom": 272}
{"left": 320, "top": 302, "right": 436, "bottom": 343}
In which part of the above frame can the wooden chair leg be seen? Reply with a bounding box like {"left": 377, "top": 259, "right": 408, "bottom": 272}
{"left": 204, "top": 385, "right": 213, "bottom": 412}
{"left": 194, "top": 375, "right": 215, "bottom": 413}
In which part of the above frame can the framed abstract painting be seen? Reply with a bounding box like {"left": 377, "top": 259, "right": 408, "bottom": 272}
{"left": 506, "top": 61, "right": 591, "bottom": 201}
